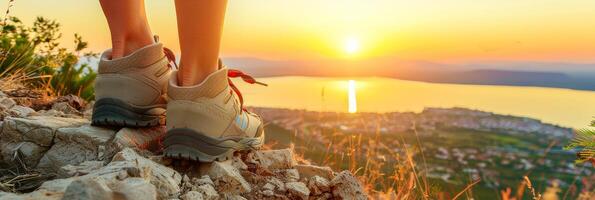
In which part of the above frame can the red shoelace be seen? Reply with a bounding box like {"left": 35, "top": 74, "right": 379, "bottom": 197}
{"left": 163, "top": 48, "right": 267, "bottom": 110}
{"left": 163, "top": 47, "right": 178, "bottom": 69}
{"left": 227, "top": 69, "right": 267, "bottom": 111}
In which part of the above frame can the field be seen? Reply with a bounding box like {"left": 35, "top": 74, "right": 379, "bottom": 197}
{"left": 256, "top": 107, "right": 594, "bottom": 199}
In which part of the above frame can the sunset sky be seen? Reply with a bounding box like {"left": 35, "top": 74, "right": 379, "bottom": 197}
{"left": 4, "top": 0, "right": 595, "bottom": 67}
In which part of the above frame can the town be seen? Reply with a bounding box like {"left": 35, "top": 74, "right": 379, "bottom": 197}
{"left": 251, "top": 107, "right": 593, "bottom": 198}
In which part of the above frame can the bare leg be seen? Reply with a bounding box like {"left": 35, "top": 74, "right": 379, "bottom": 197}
{"left": 99, "top": 0, "right": 154, "bottom": 59}
{"left": 174, "top": 0, "right": 228, "bottom": 86}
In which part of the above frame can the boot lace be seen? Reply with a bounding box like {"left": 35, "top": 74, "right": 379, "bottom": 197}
{"left": 227, "top": 69, "right": 267, "bottom": 111}
{"left": 162, "top": 49, "right": 266, "bottom": 111}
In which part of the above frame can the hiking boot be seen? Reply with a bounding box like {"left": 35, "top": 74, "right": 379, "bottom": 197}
{"left": 163, "top": 64, "right": 266, "bottom": 162}
{"left": 92, "top": 42, "right": 176, "bottom": 127}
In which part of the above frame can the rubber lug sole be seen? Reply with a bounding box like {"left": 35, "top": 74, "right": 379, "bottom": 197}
{"left": 91, "top": 98, "right": 165, "bottom": 127}
{"left": 163, "top": 126, "right": 265, "bottom": 162}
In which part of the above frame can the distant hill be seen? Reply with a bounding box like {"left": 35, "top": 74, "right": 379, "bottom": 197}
{"left": 222, "top": 57, "right": 595, "bottom": 91}
{"left": 407, "top": 69, "right": 595, "bottom": 91}
{"left": 85, "top": 56, "right": 595, "bottom": 91}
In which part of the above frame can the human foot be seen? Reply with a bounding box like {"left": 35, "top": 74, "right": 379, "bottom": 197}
{"left": 163, "top": 62, "right": 266, "bottom": 162}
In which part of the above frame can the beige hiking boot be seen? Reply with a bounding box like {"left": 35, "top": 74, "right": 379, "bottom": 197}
{"left": 163, "top": 63, "right": 266, "bottom": 162}
{"left": 92, "top": 42, "right": 175, "bottom": 127}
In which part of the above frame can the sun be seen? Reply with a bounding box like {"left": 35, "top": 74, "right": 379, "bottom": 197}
{"left": 344, "top": 37, "right": 360, "bottom": 55}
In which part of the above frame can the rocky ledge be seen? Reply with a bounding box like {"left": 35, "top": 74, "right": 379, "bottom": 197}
{"left": 0, "top": 91, "right": 367, "bottom": 200}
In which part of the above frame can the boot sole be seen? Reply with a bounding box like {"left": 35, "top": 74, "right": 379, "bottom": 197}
{"left": 163, "top": 126, "right": 265, "bottom": 162}
{"left": 91, "top": 98, "right": 166, "bottom": 127}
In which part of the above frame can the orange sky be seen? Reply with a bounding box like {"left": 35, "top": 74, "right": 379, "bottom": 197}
{"left": 4, "top": 0, "right": 595, "bottom": 64}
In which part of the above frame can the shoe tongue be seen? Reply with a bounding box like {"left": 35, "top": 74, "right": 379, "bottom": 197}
{"left": 168, "top": 68, "right": 229, "bottom": 100}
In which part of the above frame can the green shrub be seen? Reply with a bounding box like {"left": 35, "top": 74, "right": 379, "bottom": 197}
{"left": 0, "top": 16, "right": 97, "bottom": 100}
{"left": 565, "top": 119, "right": 595, "bottom": 163}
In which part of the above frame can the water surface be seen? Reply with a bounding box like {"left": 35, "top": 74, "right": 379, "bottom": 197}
{"left": 235, "top": 76, "right": 595, "bottom": 129}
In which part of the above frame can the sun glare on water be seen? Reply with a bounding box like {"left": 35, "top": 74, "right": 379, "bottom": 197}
{"left": 348, "top": 80, "right": 357, "bottom": 113}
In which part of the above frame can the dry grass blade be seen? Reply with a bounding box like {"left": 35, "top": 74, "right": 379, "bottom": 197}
{"left": 523, "top": 176, "right": 542, "bottom": 200}
{"left": 452, "top": 179, "right": 481, "bottom": 200}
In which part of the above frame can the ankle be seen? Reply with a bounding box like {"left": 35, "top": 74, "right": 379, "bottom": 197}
{"left": 177, "top": 63, "right": 218, "bottom": 86}
{"left": 110, "top": 32, "right": 154, "bottom": 59}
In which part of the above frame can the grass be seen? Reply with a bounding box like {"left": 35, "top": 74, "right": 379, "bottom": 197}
{"left": 1, "top": 15, "right": 97, "bottom": 100}
{"left": 261, "top": 110, "right": 595, "bottom": 200}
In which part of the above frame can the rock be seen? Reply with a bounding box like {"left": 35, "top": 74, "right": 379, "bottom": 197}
{"left": 35, "top": 109, "right": 67, "bottom": 117}
{"left": 231, "top": 156, "right": 248, "bottom": 170}
{"left": 1, "top": 116, "right": 88, "bottom": 146}
{"left": 253, "top": 149, "right": 296, "bottom": 170}
{"left": 208, "top": 161, "right": 251, "bottom": 194}
{"left": 181, "top": 191, "right": 204, "bottom": 200}
{"left": 330, "top": 171, "right": 367, "bottom": 200}
{"left": 59, "top": 161, "right": 105, "bottom": 178}
{"left": 267, "top": 177, "right": 286, "bottom": 192}
{"left": 220, "top": 194, "right": 247, "bottom": 200}
{"left": 111, "top": 126, "right": 166, "bottom": 151}
{"left": 262, "top": 190, "right": 274, "bottom": 196}
{"left": 60, "top": 177, "right": 157, "bottom": 200}
{"left": 62, "top": 178, "right": 112, "bottom": 200}
{"left": 7, "top": 105, "right": 35, "bottom": 117}
{"left": 0, "top": 189, "right": 63, "bottom": 200}
{"left": 37, "top": 177, "right": 77, "bottom": 194}
{"left": 82, "top": 101, "right": 94, "bottom": 119}
{"left": 54, "top": 95, "right": 85, "bottom": 110}
{"left": 286, "top": 181, "right": 310, "bottom": 200}
{"left": 192, "top": 175, "right": 214, "bottom": 186}
{"left": 276, "top": 168, "right": 300, "bottom": 182}
{"left": 111, "top": 178, "right": 158, "bottom": 200}
{"left": 110, "top": 148, "right": 182, "bottom": 199}
{"left": 0, "top": 116, "right": 88, "bottom": 167}
{"left": 0, "top": 96, "right": 16, "bottom": 110}
{"left": 295, "top": 164, "right": 334, "bottom": 180}
{"left": 26, "top": 148, "right": 179, "bottom": 199}
{"left": 263, "top": 183, "right": 275, "bottom": 191}
{"left": 37, "top": 125, "right": 115, "bottom": 172}
{"left": 308, "top": 176, "right": 330, "bottom": 195}
{"left": 52, "top": 102, "right": 81, "bottom": 115}
{"left": 0, "top": 141, "right": 47, "bottom": 167}
{"left": 193, "top": 184, "right": 218, "bottom": 200}
{"left": 313, "top": 193, "right": 332, "bottom": 200}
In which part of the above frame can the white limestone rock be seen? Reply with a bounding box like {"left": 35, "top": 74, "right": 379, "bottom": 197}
{"left": 7, "top": 105, "right": 35, "bottom": 118}
{"left": 111, "top": 178, "right": 158, "bottom": 200}
{"left": 110, "top": 126, "right": 166, "bottom": 152}
{"left": 193, "top": 184, "right": 219, "bottom": 200}
{"left": 61, "top": 178, "right": 113, "bottom": 200}
{"left": 253, "top": 149, "right": 296, "bottom": 170}
{"left": 308, "top": 176, "right": 331, "bottom": 195}
{"left": 286, "top": 181, "right": 310, "bottom": 200}
{"left": 276, "top": 168, "right": 300, "bottom": 182}
{"left": 51, "top": 102, "right": 80, "bottom": 115}
{"left": 181, "top": 191, "right": 204, "bottom": 200}
{"left": 37, "top": 125, "right": 115, "bottom": 173}
{"left": 208, "top": 161, "right": 251, "bottom": 194}
{"left": 192, "top": 175, "right": 215, "bottom": 187}
{"left": 110, "top": 148, "right": 182, "bottom": 199}
{"left": 0, "top": 116, "right": 88, "bottom": 167}
{"left": 295, "top": 164, "right": 334, "bottom": 180}
{"left": 330, "top": 171, "right": 367, "bottom": 200}
{"left": 59, "top": 161, "right": 105, "bottom": 178}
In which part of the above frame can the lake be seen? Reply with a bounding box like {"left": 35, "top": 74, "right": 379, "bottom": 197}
{"left": 234, "top": 76, "right": 595, "bottom": 129}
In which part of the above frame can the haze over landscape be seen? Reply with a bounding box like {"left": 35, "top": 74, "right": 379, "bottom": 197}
{"left": 2, "top": 0, "right": 595, "bottom": 199}
{"left": 3, "top": 0, "right": 595, "bottom": 91}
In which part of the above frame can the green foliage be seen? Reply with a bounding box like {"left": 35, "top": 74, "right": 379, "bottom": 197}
{"left": 565, "top": 119, "right": 595, "bottom": 163}
{"left": 0, "top": 16, "right": 97, "bottom": 100}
